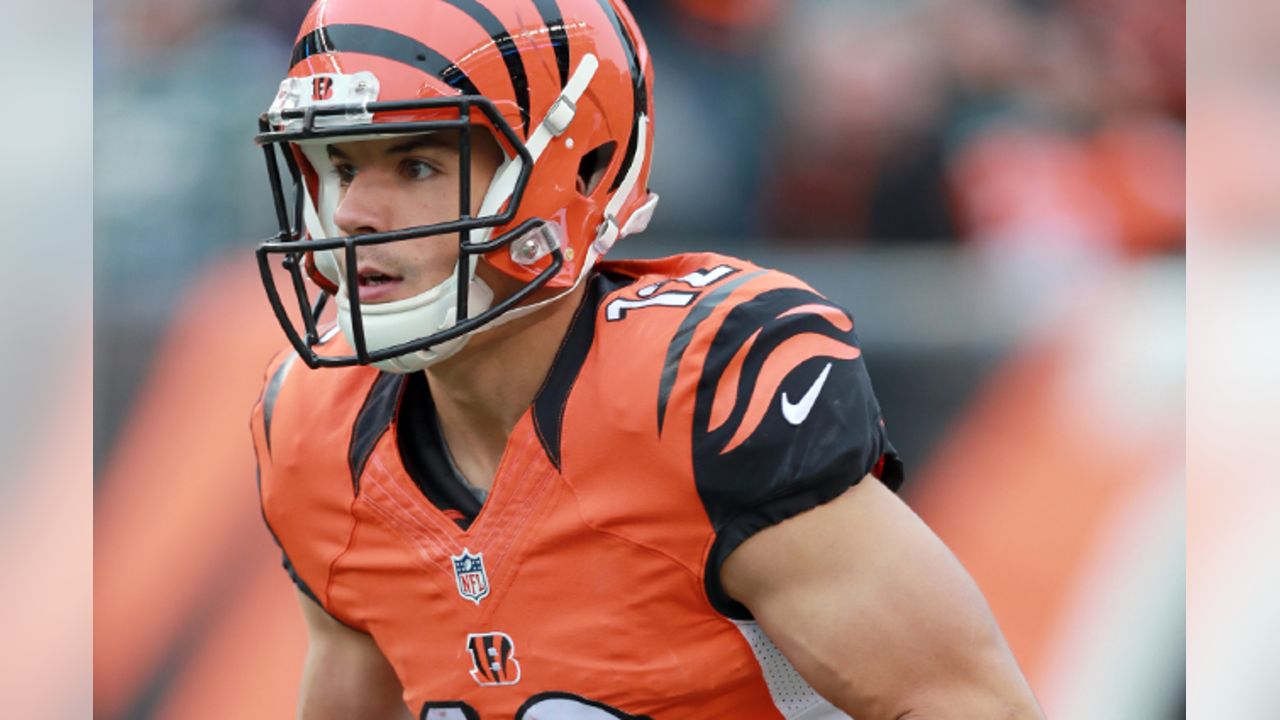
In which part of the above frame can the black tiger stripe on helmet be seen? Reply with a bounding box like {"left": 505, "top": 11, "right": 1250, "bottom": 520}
{"left": 532, "top": 0, "right": 572, "bottom": 89}
{"left": 439, "top": 0, "right": 533, "bottom": 136}
{"left": 287, "top": 1, "right": 645, "bottom": 155}
{"left": 288, "top": 0, "right": 547, "bottom": 140}
{"left": 593, "top": 0, "right": 648, "bottom": 193}
{"left": 289, "top": 23, "right": 482, "bottom": 98}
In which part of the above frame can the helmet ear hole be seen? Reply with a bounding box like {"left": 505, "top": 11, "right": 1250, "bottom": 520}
{"left": 576, "top": 141, "right": 617, "bottom": 197}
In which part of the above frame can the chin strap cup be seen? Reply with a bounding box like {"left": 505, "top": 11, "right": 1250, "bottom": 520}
{"left": 590, "top": 191, "right": 660, "bottom": 259}
{"left": 621, "top": 193, "right": 660, "bottom": 238}
{"left": 588, "top": 111, "right": 654, "bottom": 263}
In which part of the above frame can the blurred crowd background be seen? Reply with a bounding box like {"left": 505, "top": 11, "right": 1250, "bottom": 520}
{"left": 87, "top": 0, "right": 1186, "bottom": 718}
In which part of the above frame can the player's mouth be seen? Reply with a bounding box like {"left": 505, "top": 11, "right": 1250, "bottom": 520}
{"left": 355, "top": 266, "right": 405, "bottom": 303}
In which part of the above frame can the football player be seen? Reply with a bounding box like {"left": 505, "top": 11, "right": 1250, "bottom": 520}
{"left": 250, "top": 1, "right": 1044, "bottom": 718}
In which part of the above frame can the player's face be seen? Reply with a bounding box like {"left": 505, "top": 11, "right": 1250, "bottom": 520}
{"left": 329, "top": 130, "right": 507, "bottom": 304}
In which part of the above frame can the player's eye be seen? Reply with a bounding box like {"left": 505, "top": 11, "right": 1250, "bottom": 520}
{"left": 400, "top": 158, "right": 437, "bottom": 182}
{"left": 333, "top": 162, "right": 357, "bottom": 187}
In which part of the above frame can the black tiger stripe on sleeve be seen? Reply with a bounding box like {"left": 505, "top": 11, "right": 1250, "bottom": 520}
{"left": 683, "top": 287, "right": 902, "bottom": 619}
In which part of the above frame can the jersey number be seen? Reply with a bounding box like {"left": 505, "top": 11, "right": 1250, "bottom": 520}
{"left": 422, "top": 691, "right": 647, "bottom": 719}
{"left": 605, "top": 264, "right": 738, "bottom": 322}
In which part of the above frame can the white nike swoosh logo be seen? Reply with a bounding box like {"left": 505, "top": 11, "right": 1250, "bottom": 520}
{"left": 780, "top": 362, "right": 833, "bottom": 426}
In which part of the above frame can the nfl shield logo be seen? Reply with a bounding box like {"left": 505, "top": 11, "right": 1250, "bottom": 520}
{"left": 451, "top": 549, "right": 490, "bottom": 604}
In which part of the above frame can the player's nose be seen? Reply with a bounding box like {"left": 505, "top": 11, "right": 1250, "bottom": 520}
{"left": 333, "top": 173, "right": 392, "bottom": 236}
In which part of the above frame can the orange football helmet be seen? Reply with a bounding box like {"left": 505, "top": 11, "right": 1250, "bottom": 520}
{"left": 255, "top": 0, "right": 658, "bottom": 371}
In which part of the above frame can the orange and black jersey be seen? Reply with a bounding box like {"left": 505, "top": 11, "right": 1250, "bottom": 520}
{"left": 252, "top": 253, "right": 903, "bottom": 718}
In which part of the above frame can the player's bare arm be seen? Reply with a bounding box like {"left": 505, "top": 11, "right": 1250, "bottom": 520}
{"left": 295, "top": 589, "right": 414, "bottom": 720}
{"left": 722, "top": 476, "right": 1044, "bottom": 719}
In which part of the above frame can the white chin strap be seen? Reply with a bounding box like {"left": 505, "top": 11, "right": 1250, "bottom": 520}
{"left": 297, "top": 52, "right": 657, "bottom": 373}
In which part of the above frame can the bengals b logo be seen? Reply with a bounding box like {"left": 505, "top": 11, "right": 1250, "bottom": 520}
{"left": 466, "top": 632, "right": 521, "bottom": 686}
{"left": 312, "top": 76, "right": 334, "bottom": 101}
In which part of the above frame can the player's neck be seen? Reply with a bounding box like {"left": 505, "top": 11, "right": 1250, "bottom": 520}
{"left": 423, "top": 281, "right": 589, "bottom": 490}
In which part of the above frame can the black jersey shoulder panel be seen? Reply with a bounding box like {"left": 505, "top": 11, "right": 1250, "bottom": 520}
{"left": 683, "top": 285, "right": 903, "bottom": 618}
{"left": 348, "top": 371, "right": 404, "bottom": 495}
{"left": 261, "top": 352, "right": 299, "bottom": 455}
